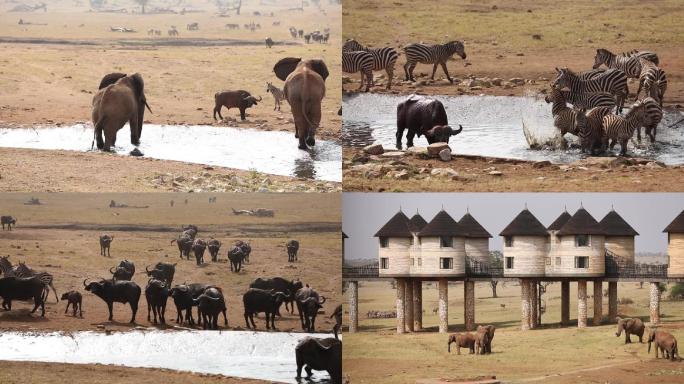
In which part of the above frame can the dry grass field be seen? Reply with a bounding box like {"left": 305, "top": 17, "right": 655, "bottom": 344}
{"left": 0, "top": 192, "right": 341, "bottom": 333}
{"left": 343, "top": 280, "right": 684, "bottom": 383}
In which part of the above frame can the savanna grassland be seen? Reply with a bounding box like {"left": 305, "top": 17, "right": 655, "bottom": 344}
{"left": 343, "top": 280, "right": 684, "bottom": 384}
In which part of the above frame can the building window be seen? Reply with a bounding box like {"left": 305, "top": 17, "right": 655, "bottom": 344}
{"left": 418, "top": 258, "right": 422, "bottom": 266}
{"left": 545, "top": 257, "right": 551, "bottom": 265}
{"left": 575, "top": 235, "right": 590, "bottom": 247}
{"left": 411, "top": 258, "right": 415, "bottom": 266}
{"left": 380, "top": 258, "right": 389, "bottom": 269}
{"left": 380, "top": 237, "right": 389, "bottom": 248}
{"left": 440, "top": 236, "right": 453, "bottom": 248}
{"left": 556, "top": 257, "right": 561, "bottom": 266}
{"left": 505, "top": 257, "right": 514, "bottom": 269}
{"left": 440, "top": 257, "right": 453, "bottom": 269}
{"left": 575, "top": 256, "right": 588, "bottom": 269}
{"left": 505, "top": 236, "right": 513, "bottom": 247}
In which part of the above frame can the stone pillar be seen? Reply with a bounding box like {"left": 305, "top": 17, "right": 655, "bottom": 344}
{"left": 561, "top": 281, "right": 570, "bottom": 327}
{"left": 577, "top": 281, "right": 587, "bottom": 328}
{"left": 521, "top": 280, "right": 530, "bottom": 331}
{"left": 650, "top": 282, "right": 661, "bottom": 325}
{"left": 405, "top": 279, "right": 414, "bottom": 332}
{"left": 608, "top": 282, "right": 618, "bottom": 322}
{"left": 530, "top": 281, "right": 538, "bottom": 329}
{"left": 593, "top": 280, "right": 603, "bottom": 326}
{"left": 349, "top": 281, "right": 358, "bottom": 333}
{"left": 438, "top": 278, "right": 448, "bottom": 333}
{"left": 396, "top": 278, "right": 405, "bottom": 334}
{"left": 464, "top": 280, "right": 475, "bottom": 331}
{"left": 413, "top": 280, "right": 422, "bottom": 331}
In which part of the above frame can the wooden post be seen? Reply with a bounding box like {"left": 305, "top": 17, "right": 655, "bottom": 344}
{"left": 396, "top": 278, "right": 405, "bottom": 334}
{"left": 413, "top": 279, "right": 422, "bottom": 331}
{"left": 464, "top": 280, "right": 475, "bottom": 331}
{"left": 561, "top": 281, "right": 570, "bottom": 327}
{"left": 608, "top": 282, "right": 618, "bottom": 322}
{"left": 405, "top": 278, "right": 414, "bottom": 332}
{"left": 578, "top": 281, "right": 587, "bottom": 328}
{"left": 349, "top": 281, "right": 358, "bottom": 333}
{"left": 438, "top": 278, "right": 448, "bottom": 333}
{"left": 521, "top": 279, "right": 530, "bottom": 331}
{"left": 593, "top": 280, "right": 603, "bottom": 326}
{"left": 650, "top": 282, "right": 661, "bottom": 325}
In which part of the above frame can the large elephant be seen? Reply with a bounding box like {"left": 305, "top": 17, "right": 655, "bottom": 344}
{"left": 92, "top": 73, "right": 151, "bottom": 151}
{"left": 295, "top": 336, "right": 341, "bottom": 384}
{"left": 395, "top": 94, "right": 463, "bottom": 149}
{"left": 447, "top": 332, "right": 475, "bottom": 355}
{"left": 273, "top": 57, "right": 329, "bottom": 149}
{"left": 474, "top": 326, "right": 490, "bottom": 355}
{"left": 477, "top": 324, "right": 496, "bottom": 354}
{"left": 648, "top": 328, "right": 679, "bottom": 361}
{"left": 615, "top": 317, "right": 645, "bottom": 344}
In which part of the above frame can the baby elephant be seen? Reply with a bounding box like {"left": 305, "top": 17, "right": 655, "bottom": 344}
{"left": 648, "top": 328, "right": 679, "bottom": 361}
{"left": 61, "top": 290, "right": 83, "bottom": 317}
{"left": 615, "top": 317, "right": 645, "bottom": 344}
{"left": 447, "top": 332, "right": 475, "bottom": 355}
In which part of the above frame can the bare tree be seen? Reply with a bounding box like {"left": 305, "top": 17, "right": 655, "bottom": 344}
{"left": 490, "top": 280, "right": 498, "bottom": 298}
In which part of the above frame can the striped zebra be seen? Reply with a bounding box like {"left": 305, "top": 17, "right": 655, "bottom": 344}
{"left": 343, "top": 39, "right": 399, "bottom": 89}
{"left": 403, "top": 41, "right": 466, "bottom": 83}
{"left": 635, "top": 96, "right": 663, "bottom": 143}
{"left": 593, "top": 48, "right": 643, "bottom": 78}
{"left": 580, "top": 106, "right": 614, "bottom": 155}
{"left": 266, "top": 82, "right": 286, "bottom": 111}
{"left": 342, "top": 50, "right": 374, "bottom": 92}
{"left": 620, "top": 49, "right": 659, "bottom": 66}
{"left": 559, "top": 89, "right": 616, "bottom": 110}
{"left": 14, "top": 262, "right": 59, "bottom": 302}
{"left": 602, "top": 102, "right": 646, "bottom": 156}
{"left": 636, "top": 58, "right": 667, "bottom": 106}
{"left": 544, "top": 87, "right": 586, "bottom": 137}
{"left": 553, "top": 67, "right": 628, "bottom": 113}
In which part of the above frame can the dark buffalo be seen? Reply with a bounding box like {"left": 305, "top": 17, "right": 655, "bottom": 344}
{"left": 99, "top": 234, "right": 113, "bottom": 256}
{"left": 1, "top": 216, "right": 17, "bottom": 231}
{"left": 207, "top": 238, "right": 221, "bottom": 262}
{"left": 145, "top": 278, "right": 169, "bottom": 324}
{"left": 169, "top": 283, "right": 210, "bottom": 325}
{"left": 396, "top": 94, "right": 463, "bottom": 149}
{"left": 182, "top": 224, "right": 198, "bottom": 239}
{"left": 228, "top": 244, "right": 246, "bottom": 272}
{"left": 84, "top": 278, "right": 141, "bottom": 323}
{"left": 109, "top": 259, "right": 135, "bottom": 281}
{"left": 171, "top": 235, "right": 193, "bottom": 260}
{"left": 61, "top": 290, "right": 83, "bottom": 317}
{"left": 236, "top": 240, "right": 252, "bottom": 264}
{"left": 249, "top": 277, "right": 302, "bottom": 314}
{"left": 192, "top": 238, "right": 207, "bottom": 265}
{"left": 286, "top": 239, "right": 300, "bottom": 262}
{"left": 0, "top": 276, "right": 46, "bottom": 316}
{"left": 145, "top": 262, "right": 176, "bottom": 285}
{"left": 243, "top": 288, "right": 287, "bottom": 330}
{"left": 331, "top": 304, "right": 342, "bottom": 339}
{"left": 295, "top": 286, "right": 327, "bottom": 332}
{"left": 213, "top": 90, "right": 262, "bottom": 121}
{"left": 295, "top": 337, "right": 342, "bottom": 384}
{"left": 195, "top": 287, "right": 227, "bottom": 330}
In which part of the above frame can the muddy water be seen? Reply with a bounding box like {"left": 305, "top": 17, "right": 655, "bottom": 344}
{"left": 0, "top": 330, "right": 335, "bottom": 383}
{"left": 342, "top": 93, "right": 684, "bottom": 164}
{"left": 0, "top": 124, "right": 341, "bottom": 182}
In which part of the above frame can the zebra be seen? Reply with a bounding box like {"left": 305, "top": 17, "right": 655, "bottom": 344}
{"left": 544, "top": 87, "right": 586, "bottom": 137}
{"left": 593, "top": 48, "right": 643, "bottom": 79}
{"left": 343, "top": 39, "right": 399, "bottom": 89}
{"left": 0, "top": 255, "right": 18, "bottom": 276}
{"left": 403, "top": 41, "right": 466, "bottom": 83}
{"left": 620, "top": 49, "right": 659, "bottom": 66}
{"left": 602, "top": 101, "right": 646, "bottom": 156}
{"left": 580, "top": 106, "right": 614, "bottom": 155}
{"left": 342, "top": 50, "right": 374, "bottom": 92}
{"left": 553, "top": 67, "right": 628, "bottom": 113}
{"left": 635, "top": 96, "right": 663, "bottom": 143}
{"left": 636, "top": 58, "right": 667, "bottom": 106}
{"left": 558, "top": 89, "right": 616, "bottom": 110}
{"left": 265, "top": 37, "right": 274, "bottom": 48}
{"left": 266, "top": 82, "right": 286, "bottom": 111}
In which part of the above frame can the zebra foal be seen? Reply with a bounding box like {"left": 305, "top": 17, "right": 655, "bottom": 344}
{"left": 342, "top": 50, "right": 374, "bottom": 92}
{"left": 403, "top": 40, "right": 466, "bottom": 83}
{"left": 266, "top": 82, "right": 286, "bottom": 111}
{"left": 602, "top": 101, "right": 646, "bottom": 156}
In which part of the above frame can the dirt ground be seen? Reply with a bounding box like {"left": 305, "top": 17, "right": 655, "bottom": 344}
{"left": 0, "top": 193, "right": 341, "bottom": 333}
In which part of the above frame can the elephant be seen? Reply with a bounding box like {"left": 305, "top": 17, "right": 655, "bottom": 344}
{"left": 295, "top": 336, "right": 341, "bottom": 384}
{"left": 475, "top": 326, "right": 490, "bottom": 355}
{"left": 648, "top": 328, "right": 679, "bottom": 361}
{"left": 447, "top": 332, "right": 475, "bottom": 355}
{"left": 92, "top": 73, "right": 152, "bottom": 152}
{"left": 395, "top": 94, "right": 463, "bottom": 149}
{"left": 273, "top": 57, "right": 329, "bottom": 149}
{"left": 615, "top": 317, "right": 645, "bottom": 344}
{"left": 477, "top": 324, "right": 496, "bottom": 354}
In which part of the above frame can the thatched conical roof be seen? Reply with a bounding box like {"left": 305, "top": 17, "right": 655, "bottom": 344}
{"left": 557, "top": 207, "right": 604, "bottom": 236}
{"left": 374, "top": 211, "right": 412, "bottom": 237}
{"left": 499, "top": 209, "right": 548, "bottom": 236}
{"left": 408, "top": 213, "right": 428, "bottom": 233}
{"left": 459, "top": 212, "right": 492, "bottom": 238}
{"left": 548, "top": 211, "right": 572, "bottom": 231}
{"left": 599, "top": 209, "right": 638, "bottom": 236}
{"left": 419, "top": 210, "right": 468, "bottom": 237}
{"left": 664, "top": 210, "right": 684, "bottom": 233}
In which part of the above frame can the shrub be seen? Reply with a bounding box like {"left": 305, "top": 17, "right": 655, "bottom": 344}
{"left": 669, "top": 283, "right": 684, "bottom": 301}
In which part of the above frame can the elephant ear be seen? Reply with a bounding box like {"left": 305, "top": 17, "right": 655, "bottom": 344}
{"left": 306, "top": 59, "right": 329, "bottom": 81}
{"left": 129, "top": 73, "right": 146, "bottom": 101}
{"left": 98, "top": 72, "right": 127, "bottom": 90}
{"left": 273, "top": 57, "right": 302, "bottom": 81}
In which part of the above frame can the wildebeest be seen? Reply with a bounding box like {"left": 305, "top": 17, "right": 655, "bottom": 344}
{"left": 331, "top": 304, "right": 342, "bottom": 339}
{"left": 213, "top": 90, "right": 262, "bottom": 121}
{"left": 286, "top": 239, "right": 300, "bottom": 262}
{"left": 109, "top": 259, "right": 135, "bottom": 281}
{"left": 243, "top": 288, "right": 288, "bottom": 330}
{"left": 0, "top": 276, "right": 46, "bottom": 316}
{"left": 192, "top": 238, "right": 207, "bottom": 265}
{"left": 295, "top": 286, "right": 327, "bottom": 332}
{"left": 171, "top": 235, "right": 193, "bottom": 259}
{"left": 249, "top": 277, "right": 302, "bottom": 314}
{"left": 395, "top": 94, "right": 463, "bottom": 149}
{"left": 145, "top": 278, "right": 169, "bottom": 324}
{"left": 83, "top": 278, "right": 141, "bottom": 323}
{"left": 169, "top": 283, "right": 209, "bottom": 325}
{"left": 99, "top": 234, "right": 113, "bottom": 256}
{"left": 207, "top": 238, "right": 221, "bottom": 262}
{"left": 195, "top": 286, "right": 228, "bottom": 330}
{"left": 145, "top": 262, "right": 176, "bottom": 285}
{"left": 1, "top": 216, "right": 16, "bottom": 231}
{"left": 61, "top": 290, "right": 83, "bottom": 317}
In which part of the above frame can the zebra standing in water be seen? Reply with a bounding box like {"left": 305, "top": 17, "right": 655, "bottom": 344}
{"left": 636, "top": 58, "right": 667, "bottom": 106}
{"left": 544, "top": 87, "right": 586, "bottom": 137}
{"left": 553, "top": 67, "right": 628, "bottom": 113}
{"left": 343, "top": 39, "right": 399, "bottom": 89}
{"left": 558, "top": 89, "right": 616, "bottom": 110}
{"left": 581, "top": 106, "right": 614, "bottom": 155}
{"left": 602, "top": 101, "right": 646, "bottom": 156}
{"left": 403, "top": 40, "right": 466, "bottom": 83}
{"left": 266, "top": 82, "right": 286, "bottom": 111}
{"left": 342, "top": 50, "right": 374, "bottom": 92}
{"left": 635, "top": 96, "right": 663, "bottom": 143}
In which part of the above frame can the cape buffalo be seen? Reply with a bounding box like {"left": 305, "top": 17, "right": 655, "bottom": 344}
{"left": 243, "top": 288, "right": 287, "bottom": 330}
{"left": 0, "top": 276, "right": 46, "bottom": 316}
{"left": 195, "top": 287, "right": 228, "bottom": 330}
{"left": 169, "top": 283, "right": 209, "bottom": 325}
{"left": 295, "top": 337, "right": 342, "bottom": 384}
{"left": 213, "top": 90, "right": 262, "bottom": 121}
{"left": 61, "top": 290, "right": 83, "bottom": 317}
{"left": 249, "top": 277, "right": 302, "bottom": 314}
{"left": 396, "top": 94, "right": 463, "bottom": 149}
{"left": 145, "top": 262, "right": 176, "bottom": 285}
{"left": 295, "top": 286, "right": 327, "bottom": 332}
{"left": 84, "top": 278, "right": 141, "bottom": 323}
{"left": 145, "top": 278, "right": 169, "bottom": 324}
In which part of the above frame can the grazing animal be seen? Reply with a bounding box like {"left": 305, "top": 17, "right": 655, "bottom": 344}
{"left": 265, "top": 37, "right": 274, "bottom": 48}
{"left": 637, "top": 58, "right": 667, "bottom": 106}
{"left": 403, "top": 41, "right": 466, "bottom": 83}
{"left": 14, "top": 262, "right": 59, "bottom": 303}
{"left": 186, "top": 22, "right": 198, "bottom": 30}
{"left": 580, "top": 106, "right": 613, "bottom": 155}
{"left": 287, "top": 239, "right": 300, "bottom": 262}
{"left": 171, "top": 235, "right": 193, "bottom": 259}
{"left": 109, "top": 259, "right": 135, "bottom": 281}
{"left": 553, "top": 67, "right": 628, "bottom": 113}
{"left": 331, "top": 304, "right": 342, "bottom": 339}
{"left": 1, "top": 216, "right": 16, "bottom": 231}
{"left": 615, "top": 316, "right": 645, "bottom": 343}
{"left": 295, "top": 286, "right": 327, "bottom": 332}
{"left": 648, "top": 328, "right": 679, "bottom": 361}
{"left": 295, "top": 337, "right": 342, "bottom": 384}
{"left": 558, "top": 90, "right": 616, "bottom": 111}
{"left": 213, "top": 90, "right": 261, "bottom": 121}
{"left": 169, "top": 283, "right": 209, "bottom": 325}
{"left": 395, "top": 94, "right": 463, "bottom": 149}
{"left": 144, "top": 262, "right": 176, "bottom": 285}
{"left": 207, "top": 238, "right": 221, "bottom": 262}
{"left": 343, "top": 39, "right": 399, "bottom": 89}
{"left": 243, "top": 288, "right": 288, "bottom": 330}
{"left": 0, "top": 276, "right": 46, "bottom": 316}
{"left": 602, "top": 102, "right": 646, "bottom": 155}
{"left": 249, "top": 277, "right": 303, "bottom": 314}
{"left": 544, "top": 87, "right": 586, "bottom": 137}
{"left": 92, "top": 73, "right": 151, "bottom": 151}
{"left": 99, "top": 234, "right": 113, "bottom": 256}
{"left": 273, "top": 57, "right": 329, "bottom": 149}
{"left": 145, "top": 278, "right": 169, "bottom": 324}
{"left": 195, "top": 286, "right": 228, "bottom": 330}
{"left": 266, "top": 82, "right": 286, "bottom": 111}
{"left": 228, "top": 244, "right": 246, "bottom": 272}
{"left": 61, "top": 290, "right": 82, "bottom": 317}
{"left": 448, "top": 332, "right": 476, "bottom": 354}
{"left": 168, "top": 27, "right": 179, "bottom": 36}
{"left": 342, "top": 50, "right": 374, "bottom": 92}
{"left": 636, "top": 96, "right": 663, "bottom": 143}
{"left": 83, "top": 278, "right": 141, "bottom": 323}
{"left": 191, "top": 238, "right": 207, "bottom": 265}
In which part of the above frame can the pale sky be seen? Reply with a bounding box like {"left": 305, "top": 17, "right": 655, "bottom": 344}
{"left": 343, "top": 193, "right": 684, "bottom": 260}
